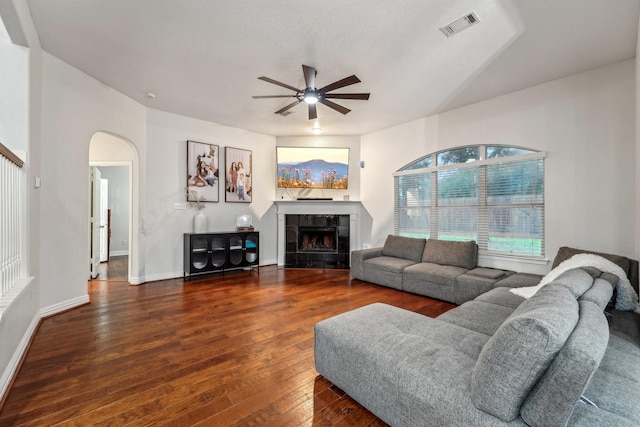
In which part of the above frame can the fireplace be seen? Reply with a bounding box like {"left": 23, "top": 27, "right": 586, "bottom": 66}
{"left": 285, "top": 214, "right": 349, "bottom": 268}
{"left": 275, "top": 200, "right": 361, "bottom": 268}
{"left": 298, "top": 227, "right": 338, "bottom": 253}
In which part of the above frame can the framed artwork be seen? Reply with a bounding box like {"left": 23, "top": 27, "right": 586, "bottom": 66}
{"left": 187, "top": 140, "right": 219, "bottom": 203}
{"left": 225, "top": 147, "right": 252, "bottom": 203}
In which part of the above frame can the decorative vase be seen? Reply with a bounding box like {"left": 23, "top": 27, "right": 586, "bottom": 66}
{"left": 194, "top": 210, "right": 207, "bottom": 233}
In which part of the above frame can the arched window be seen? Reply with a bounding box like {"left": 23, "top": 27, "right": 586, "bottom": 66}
{"left": 394, "top": 145, "right": 545, "bottom": 257}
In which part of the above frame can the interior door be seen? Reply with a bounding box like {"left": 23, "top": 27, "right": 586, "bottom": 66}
{"left": 90, "top": 167, "right": 101, "bottom": 278}
{"left": 99, "top": 178, "right": 109, "bottom": 262}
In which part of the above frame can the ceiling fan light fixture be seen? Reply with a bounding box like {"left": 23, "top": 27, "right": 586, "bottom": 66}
{"left": 302, "top": 88, "right": 319, "bottom": 104}
{"left": 254, "top": 65, "right": 370, "bottom": 119}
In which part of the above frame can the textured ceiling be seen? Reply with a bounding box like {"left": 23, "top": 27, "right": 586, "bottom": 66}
{"left": 25, "top": 0, "right": 640, "bottom": 136}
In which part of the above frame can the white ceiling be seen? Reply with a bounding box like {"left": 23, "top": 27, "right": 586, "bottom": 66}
{"left": 24, "top": 0, "right": 640, "bottom": 136}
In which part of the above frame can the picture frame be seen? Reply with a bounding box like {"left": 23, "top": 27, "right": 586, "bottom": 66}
{"left": 225, "top": 147, "right": 252, "bottom": 203}
{"left": 187, "top": 140, "right": 219, "bottom": 203}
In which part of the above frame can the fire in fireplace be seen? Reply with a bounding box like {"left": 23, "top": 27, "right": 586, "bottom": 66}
{"left": 298, "top": 227, "right": 338, "bottom": 253}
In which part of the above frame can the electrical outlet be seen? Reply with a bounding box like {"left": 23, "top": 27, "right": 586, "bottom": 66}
{"left": 122, "top": 240, "right": 127, "bottom": 245}
{"left": 173, "top": 202, "right": 187, "bottom": 210}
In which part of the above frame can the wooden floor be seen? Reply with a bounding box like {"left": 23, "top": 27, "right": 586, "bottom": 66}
{"left": 0, "top": 266, "right": 455, "bottom": 426}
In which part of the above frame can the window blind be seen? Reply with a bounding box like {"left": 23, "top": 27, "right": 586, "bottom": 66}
{"left": 394, "top": 149, "right": 544, "bottom": 257}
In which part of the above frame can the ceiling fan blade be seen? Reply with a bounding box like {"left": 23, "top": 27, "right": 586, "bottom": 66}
{"left": 308, "top": 103, "right": 317, "bottom": 120}
{"left": 258, "top": 76, "right": 300, "bottom": 92}
{"left": 319, "top": 99, "right": 351, "bottom": 115}
{"left": 274, "top": 100, "right": 301, "bottom": 115}
{"left": 324, "top": 93, "right": 370, "bottom": 100}
{"left": 302, "top": 65, "right": 316, "bottom": 89}
{"left": 319, "top": 75, "right": 361, "bottom": 93}
{"left": 252, "top": 95, "right": 298, "bottom": 99}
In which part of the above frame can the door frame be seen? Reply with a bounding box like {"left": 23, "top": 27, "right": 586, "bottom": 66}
{"left": 89, "top": 161, "right": 133, "bottom": 282}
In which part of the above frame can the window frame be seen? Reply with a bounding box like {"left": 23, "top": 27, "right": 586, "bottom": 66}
{"left": 394, "top": 145, "right": 546, "bottom": 259}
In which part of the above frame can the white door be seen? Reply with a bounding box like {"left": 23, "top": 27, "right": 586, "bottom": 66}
{"left": 90, "top": 167, "right": 102, "bottom": 278}
{"left": 99, "top": 178, "right": 109, "bottom": 262}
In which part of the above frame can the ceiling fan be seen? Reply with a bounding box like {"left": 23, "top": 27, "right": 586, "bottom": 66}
{"left": 252, "top": 65, "right": 370, "bottom": 120}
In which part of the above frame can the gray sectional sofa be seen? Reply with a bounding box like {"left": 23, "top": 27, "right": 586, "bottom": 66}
{"left": 315, "top": 266, "right": 640, "bottom": 426}
{"left": 351, "top": 235, "right": 522, "bottom": 304}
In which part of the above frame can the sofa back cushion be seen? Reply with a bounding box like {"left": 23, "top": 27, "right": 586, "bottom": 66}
{"left": 519, "top": 300, "right": 609, "bottom": 427}
{"left": 579, "top": 277, "right": 614, "bottom": 310}
{"left": 552, "top": 268, "right": 593, "bottom": 298}
{"left": 382, "top": 235, "right": 426, "bottom": 263}
{"left": 470, "top": 285, "right": 579, "bottom": 421}
{"left": 422, "top": 239, "right": 477, "bottom": 270}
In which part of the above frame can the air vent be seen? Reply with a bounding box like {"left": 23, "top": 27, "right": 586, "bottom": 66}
{"left": 440, "top": 11, "right": 480, "bottom": 37}
{"left": 278, "top": 110, "right": 294, "bottom": 117}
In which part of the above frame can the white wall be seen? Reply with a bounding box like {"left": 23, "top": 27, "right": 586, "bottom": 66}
{"left": 0, "top": 0, "right": 42, "bottom": 401}
{"left": 39, "top": 51, "right": 147, "bottom": 306}
{"left": 0, "top": 30, "right": 28, "bottom": 153}
{"left": 636, "top": 15, "right": 640, "bottom": 263}
{"left": 362, "top": 60, "right": 636, "bottom": 274}
{"left": 0, "top": 23, "right": 31, "bottom": 402}
{"left": 144, "top": 109, "right": 276, "bottom": 280}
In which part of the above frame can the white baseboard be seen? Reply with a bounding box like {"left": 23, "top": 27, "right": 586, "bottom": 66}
{"left": 109, "top": 250, "right": 128, "bottom": 257}
{"left": 0, "top": 311, "right": 39, "bottom": 401}
{"left": 138, "top": 271, "right": 184, "bottom": 284}
{"left": 39, "top": 294, "right": 90, "bottom": 318}
{"left": 1, "top": 293, "right": 89, "bottom": 402}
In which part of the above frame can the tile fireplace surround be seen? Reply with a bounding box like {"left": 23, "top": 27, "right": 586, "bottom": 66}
{"left": 275, "top": 200, "right": 362, "bottom": 267}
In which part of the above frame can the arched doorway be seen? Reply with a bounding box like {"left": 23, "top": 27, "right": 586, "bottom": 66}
{"left": 88, "top": 132, "right": 138, "bottom": 284}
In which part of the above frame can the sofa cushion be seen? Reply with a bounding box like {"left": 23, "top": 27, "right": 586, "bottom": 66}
{"left": 382, "top": 234, "right": 426, "bottom": 263}
{"left": 314, "top": 303, "right": 497, "bottom": 426}
{"left": 520, "top": 300, "right": 609, "bottom": 427}
{"left": 552, "top": 268, "right": 594, "bottom": 298}
{"left": 454, "top": 274, "right": 499, "bottom": 305}
{"left": 466, "top": 267, "right": 511, "bottom": 280}
{"left": 579, "top": 277, "right": 614, "bottom": 310}
{"left": 474, "top": 287, "right": 525, "bottom": 309}
{"left": 599, "top": 271, "right": 620, "bottom": 288}
{"left": 422, "top": 239, "right": 477, "bottom": 270}
{"left": 470, "top": 284, "right": 579, "bottom": 421}
{"left": 578, "top": 334, "right": 640, "bottom": 426}
{"left": 362, "top": 256, "right": 417, "bottom": 290}
{"left": 402, "top": 262, "right": 468, "bottom": 302}
{"left": 494, "top": 272, "right": 543, "bottom": 288}
{"left": 437, "top": 301, "right": 514, "bottom": 336}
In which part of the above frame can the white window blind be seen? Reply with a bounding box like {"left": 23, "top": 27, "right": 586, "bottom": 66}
{"left": 394, "top": 147, "right": 545, "bottom": 257}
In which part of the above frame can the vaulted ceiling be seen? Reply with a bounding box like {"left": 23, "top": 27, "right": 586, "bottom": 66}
{"left": 25, "top": 0, "right": 640, "bottom": 136}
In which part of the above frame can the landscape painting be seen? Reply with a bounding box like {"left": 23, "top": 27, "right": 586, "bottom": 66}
{"left": 276, "top": 146, "right": 349, "bottom": 189}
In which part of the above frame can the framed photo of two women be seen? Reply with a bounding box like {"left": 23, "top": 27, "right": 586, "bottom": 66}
{"left": 225, "top": 147, "right": 252, "bottom": 203}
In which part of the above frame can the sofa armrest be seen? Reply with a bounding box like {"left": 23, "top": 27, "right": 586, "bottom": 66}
{"left": 351, "top": 247, "right": 383, "bottom": 280}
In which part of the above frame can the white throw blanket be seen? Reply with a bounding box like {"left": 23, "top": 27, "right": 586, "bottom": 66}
{"left": 509, "top": 253, "right": 640, "bottom": 313}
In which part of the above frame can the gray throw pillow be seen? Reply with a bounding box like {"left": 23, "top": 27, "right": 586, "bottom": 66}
{"left": 470, "top": 285, "right": 579, "bottom": 421}
{"left": 422, "top": 239, "right": 477, "bottom": 270}
{"left": 382, "top": 234, "right": 426, "bottom": 263}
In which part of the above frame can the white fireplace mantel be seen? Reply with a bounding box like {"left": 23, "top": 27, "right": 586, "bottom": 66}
{"left": 274, "top": 200, "right": 362, "bottom": 266}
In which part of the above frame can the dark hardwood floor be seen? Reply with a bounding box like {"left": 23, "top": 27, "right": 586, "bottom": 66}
{"left": 0, "top": 266, "right": 455, "bottom": 426}
{"left": 95, "top": 255, "right": 128, "bottom": 282}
